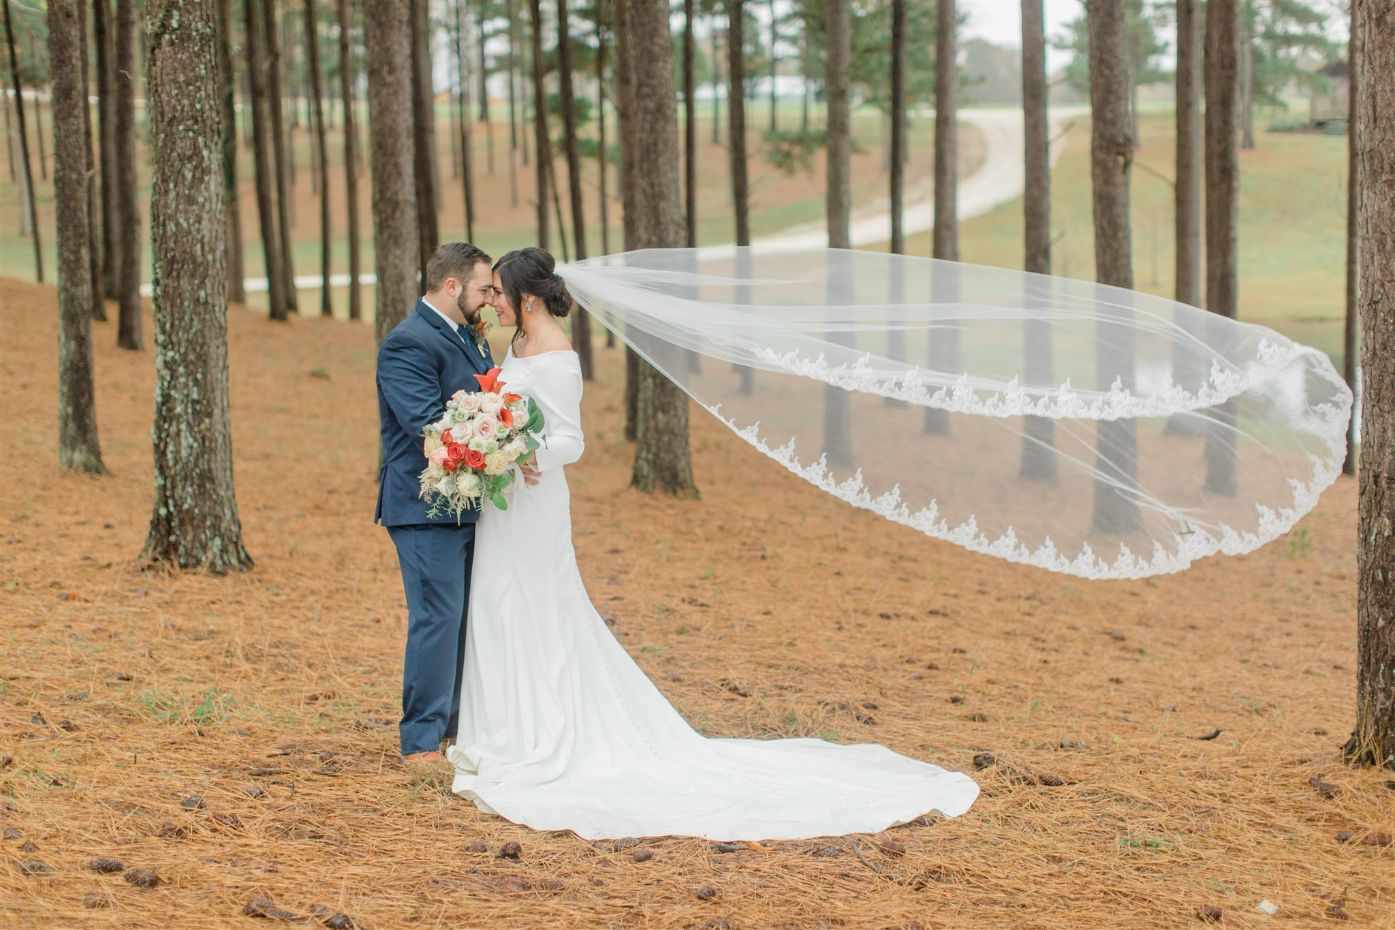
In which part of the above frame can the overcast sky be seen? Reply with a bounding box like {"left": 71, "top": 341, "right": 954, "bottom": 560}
{"left": 959, "top": 0, "right": 1083, "bottom": 71}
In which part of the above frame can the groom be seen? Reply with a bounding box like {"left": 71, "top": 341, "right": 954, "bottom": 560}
{"left": 376, "top": 242, "right": 497, "bottom": 766}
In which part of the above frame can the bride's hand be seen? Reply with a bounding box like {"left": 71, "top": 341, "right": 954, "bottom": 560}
{"left": 518, "top": 453, "right": 541, "bottom": 486}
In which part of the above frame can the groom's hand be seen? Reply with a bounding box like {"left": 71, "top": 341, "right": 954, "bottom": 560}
{"left": 519, "top": 454, "right": 541, "bottom": 486}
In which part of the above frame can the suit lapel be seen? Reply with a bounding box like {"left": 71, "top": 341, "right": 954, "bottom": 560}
{"left": 415, "top": 300, "right": 488, "bottom": 375}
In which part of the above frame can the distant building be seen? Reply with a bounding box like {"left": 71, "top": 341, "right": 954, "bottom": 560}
{"left": 1310, "top": 60, "right": 1350, "bottom": 129}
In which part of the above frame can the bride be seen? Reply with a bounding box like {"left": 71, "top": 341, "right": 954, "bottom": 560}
{"left": 445, "top": 247, "right": 982, "bottom": 841}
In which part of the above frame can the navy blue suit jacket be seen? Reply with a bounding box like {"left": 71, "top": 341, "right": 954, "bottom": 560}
{"left": 375, "top": 301, "right": 494, "bottom": 526}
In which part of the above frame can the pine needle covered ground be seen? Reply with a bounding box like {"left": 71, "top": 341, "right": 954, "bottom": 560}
{"left": 1, "top": 279, "right": 1390, "bottom": 929}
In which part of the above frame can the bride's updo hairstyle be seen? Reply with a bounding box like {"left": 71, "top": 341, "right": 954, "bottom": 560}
{"left": 493, "top": 247, "right": 573, "bottom": 321}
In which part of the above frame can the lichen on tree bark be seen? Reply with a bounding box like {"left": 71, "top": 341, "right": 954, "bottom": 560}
{"left": 142, "top": 0, "right": 252, "bottom": 574}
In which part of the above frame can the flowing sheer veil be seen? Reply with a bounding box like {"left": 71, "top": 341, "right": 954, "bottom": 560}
{"left": 556, "top": 247, "right": 1351, "bottom": 580}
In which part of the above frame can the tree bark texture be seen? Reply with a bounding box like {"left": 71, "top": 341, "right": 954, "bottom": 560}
{"left": 142, "top": 0, "right": 253, "bottom": 573}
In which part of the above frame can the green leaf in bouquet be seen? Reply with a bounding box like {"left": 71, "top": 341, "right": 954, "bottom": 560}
{"left": 490, "top": 489, "right": 509, "bottom": 510}
{"left": 523, "top": 434, "right": 540, "bottom": 453}
{"left": 524, "top": 396, "right": 546, "bottom": 432}
{"left": 495, "top": 470, "right": 515, "bottom": 492}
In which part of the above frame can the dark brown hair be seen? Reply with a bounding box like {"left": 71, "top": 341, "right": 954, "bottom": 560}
{"left": 425, "top": 242, "right": 492, "bottom": 292}
{"left": 492, "top": 247, "right": 572, "bottom": 321}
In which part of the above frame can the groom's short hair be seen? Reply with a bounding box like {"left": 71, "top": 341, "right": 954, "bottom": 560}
{"left": 426, "top": 242, "right": 492, "bottom": 292}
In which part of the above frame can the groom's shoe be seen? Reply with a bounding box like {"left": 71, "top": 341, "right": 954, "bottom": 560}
{"left": 400, "top": 750, "right": 445, "bottom": 767}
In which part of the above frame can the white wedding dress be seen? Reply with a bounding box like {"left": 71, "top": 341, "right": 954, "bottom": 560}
{"left": 446, "top": 347, "right": 980, "bottom": 841}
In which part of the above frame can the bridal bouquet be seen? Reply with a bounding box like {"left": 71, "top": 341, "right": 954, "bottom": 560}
{"left": 418, "top": 367, "right": 545, "bottom": 517}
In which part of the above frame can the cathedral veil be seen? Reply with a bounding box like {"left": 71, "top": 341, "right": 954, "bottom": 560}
{"left": 556, "top": 247, "right": 1351, "bottom": 580}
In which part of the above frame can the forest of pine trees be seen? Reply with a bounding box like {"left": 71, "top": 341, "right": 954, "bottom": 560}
{"left": 7, "top": 0, "right": 1390, "bottom": 767}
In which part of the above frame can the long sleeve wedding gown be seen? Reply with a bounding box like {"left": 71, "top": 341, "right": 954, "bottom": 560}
{"left": 446, "top": 347, "right": 979, "bottom": 841}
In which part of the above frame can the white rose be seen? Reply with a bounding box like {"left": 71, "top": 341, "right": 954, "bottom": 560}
{"left": 474, "top": 415, "right": 498, "bottom": 441}
{"left": 483, "top": 451, "right": 512, "bottom": 476}
{"left": 503, "top": 437, "right": 527, "bottom": 459}
{"left": 480, "top": 393, "right": 503, "bottom": 415}
{"left": 458, "top": 392, "right": 483, "bottom": 414}
{"left": 434, "top": 477, "right": 454, "bottom": 497}
{"left": 455, "top": 471, "right": 482, "bottom": 496}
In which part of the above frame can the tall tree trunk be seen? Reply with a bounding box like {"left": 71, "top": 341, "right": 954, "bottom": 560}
{"left": 1086, "top": 0, "right": 1142, "bottom": 535}
{"left": 411, "top": 0, "right": 440, "bottom": 291}
{"left": 506, "top": 0, "right": 521, "bottom": 205}
{"left": 767, "top": 0, "right": 777, "bottom": 133}
{"left": 710, "top": 15, "right": 722, "bottom": 145}
{"left": 77, "top": 0, "right": 104, "bottom": 322}
{"left": 366, "top": 0, "right": 420, "bottom": 343}
{"left": 267, "top": 0, "right": 297, "bottom": 304}
{"left": 557, "top": 0, "right": 593, "bottom": 377}
{"left": 455, "top": 0, "right": 476, "bottom": 242}
{"left": 1175, "top": 0, "right": 1202, "bottom": 307}
{"left": 528, "top": 0, "right": 550, "bottom": 249}
{"left": 33, "top": 65, "right": 46, "bottom": 181}
{"left": 449, "top": 37, "right": 461, "bottom": 178}
{"left": 143, "top": 0, "right": 253, "bottom": 574}
{"left": 245, "top": 0, "right": 290, "bottom": 320}
{"left": 727, "top": 0, "right": 749, "bottom": 245}
{"left": 338, "top": 0, "right": 363, "bottom": 321}
{"left": 925, "top": 0, "right": 959, "bottom": 435}
{"left": 800, "top": 16, "right": 809, "bottom": 131}
{"left": 616, "top": 8, "right": 639, "bottom": 436}
{"left": 618, "top": 0, "right": 697, "bottom": 498}
{"left": 217, "top": 0, "right": 246, "bottom": 305}
{"left": 240, "top": 44, "right": 253, "bottom": 146}
{"left": 1344, "top": 0, "right": 1359, "bottom": 477}
{"left": 727, "top": 0, "right": 753, "bottom": 395}
{"left": 513, "top": 0, "right": 528, "bottom": 167}
{"left": 596, "top": 6, "right": 612, "bottom": 261}
{"left": 683, "top": 0, "right": 697, "bottom": 247}
{"left": 1347, "top": 0, "right": 1395, "bottom": 771}
{"left": 3, "top": 0, "right": 41, "bottom": 280}
{"left": 304, "top": 0, "right": 331, "bottom": 315}
{"left": 1239, "top": 14, "right": 1255, "bottom": 150}
{"left": 1164, "top": 0, "right": 1203, "bottom": 438}
{"left": 2, "top": 50, "right": 12, "bottom": 182}
{"left": 887, "top": 0, "right": 907, "bottom": 389}
{"left": 265, "top": 0, "right": 299, "bottom": 311}
{"left": 95, "top": 0, "right": 119, "bottom": 300}
{"left": 889, "top": 0, "right": 905, "bottom": 256}
{"left": 114, "top": 0, "right": 142, "bottom": 348}
{"left": 1020, "top": 0, "right": 1055, "bottom": 481}
{"left": 932, "top": 0, "right": 958, "bottom": 259}
{"left": 1022, "top": 0, "right": 1049, "bottom": 276}
{"left": 823, "top": 0, "right": 852, "bottom": 468}
{"left": 1204, "top": 0, "right": 1240, "bottom": 496}
{"left": 475, "top": 0, "right": 493, "bottom": 175}
{"left": 48, "top": 0, "right": 105, "bottom": 473}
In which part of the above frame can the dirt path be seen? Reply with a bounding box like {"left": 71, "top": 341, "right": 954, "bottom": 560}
{"left": 752, "top": 106, "right": 1086, "bottom": 250}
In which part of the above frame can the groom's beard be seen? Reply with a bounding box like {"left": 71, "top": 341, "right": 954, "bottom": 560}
{"left": 458, "top": 294, "right": 482, "bottom": 328}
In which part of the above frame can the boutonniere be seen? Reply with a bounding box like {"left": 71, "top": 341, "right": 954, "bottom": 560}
{"left": 472, "top": 318, "right": 492, "bottom": 356}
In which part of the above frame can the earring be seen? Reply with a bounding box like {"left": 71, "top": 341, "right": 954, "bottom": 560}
{"left": 526, "top": 299, "right": 534, "bottom": 313}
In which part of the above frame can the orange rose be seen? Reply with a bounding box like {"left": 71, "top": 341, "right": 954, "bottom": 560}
{"left": 463, "top": 448, "right": 487, "bottom": 470}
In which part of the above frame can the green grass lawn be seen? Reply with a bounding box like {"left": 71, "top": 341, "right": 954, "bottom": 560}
{"left": 896, "top": 109, "right": 1350, "bottom": 362}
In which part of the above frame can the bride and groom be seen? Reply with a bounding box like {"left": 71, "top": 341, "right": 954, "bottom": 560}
{"left": 375, "top": 241, "right": 980, "bottom": 842}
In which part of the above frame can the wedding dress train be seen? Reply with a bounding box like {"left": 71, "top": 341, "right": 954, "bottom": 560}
{"left": 446, "top": 347, "right": 979, "bottom": 841}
